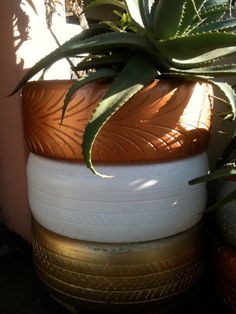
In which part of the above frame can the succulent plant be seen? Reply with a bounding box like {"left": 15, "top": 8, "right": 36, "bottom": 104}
{"left": 11, "top": 0, "right": 236, "bottom": 176}
{"left": 190, "top": 136, "right": 236, "bottom": 209}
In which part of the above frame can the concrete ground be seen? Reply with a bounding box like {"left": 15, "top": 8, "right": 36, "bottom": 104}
{"left": 0, "top": 223, "right": 227, "bottom": 314}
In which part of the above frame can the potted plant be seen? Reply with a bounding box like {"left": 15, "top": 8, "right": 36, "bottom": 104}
{"left": 10, "top": 0, "right": 236, "bottom": 310}
{"left": 12, "top": 0, "right": 236, "bottom": 177}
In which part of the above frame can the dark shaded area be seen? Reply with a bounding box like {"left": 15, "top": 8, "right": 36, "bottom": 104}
{"left": 0, "top": 224, "right": 69, "bottom": 314}
{"left": 0, "top": 222, "right": 228, "bottom": 314}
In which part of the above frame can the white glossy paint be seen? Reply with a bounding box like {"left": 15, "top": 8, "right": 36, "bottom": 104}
{"left": 27, "top": 153, "right": 208, "bottom": 243}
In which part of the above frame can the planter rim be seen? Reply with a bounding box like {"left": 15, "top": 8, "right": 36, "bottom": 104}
{"left": 22, "top": 79, "right": 212, "bottom": 162}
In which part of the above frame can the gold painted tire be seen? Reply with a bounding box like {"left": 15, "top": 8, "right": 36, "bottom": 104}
{"left": 32, "top": 219, "right": 204, "bottom": 311}
{"left": 216, "top": 241, "right": 236, "bottom": 314}
{"left": 22, "top": 79, "right": 212, "bottom": 163}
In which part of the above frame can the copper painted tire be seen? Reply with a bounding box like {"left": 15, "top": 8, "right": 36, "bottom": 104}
{"left": 32, "top": 219, "right": 204, "bottom": 311}
{"left": 217, "top": 179, "right": 236, "bottom": 248}
{"left": 22, "top": 79, "right": 212, "bottom": 162}
{"left": 215, "top": 242, "right": 236, "bottom": 314}
{"left": 27, "top": 152, "right": 208, "bottom": 243}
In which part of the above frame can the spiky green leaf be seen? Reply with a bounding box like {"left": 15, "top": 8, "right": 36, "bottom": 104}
{"left": 177, "top": 0, "right": 208, "bottom": 34}
{"left": 171, "top": 46, "right": 236, "bottom": 69}
{"left": 209, "top": 81, "right": 236, "bottom": 120}
{"left": 197, "top": 4, "right": 228, "bottom": 24}
{"left": 158, "top": 32, "right": 236, "bottom": 60}
{"left": 138, "top": 0, "right": 155, "bottom": 29}
{"left": 74, "top": 53, "right": 131, "bottom": 71}
{"left": 204, "top": 0, "right": 229, "bottom": 6}
{"left": 61, "top": 68, "right": 117, "bottom": 123}
{"left": 190, "top": 167, "right": 236, "bottom": 210}
{"left": 192, "top": 16, "right": 236, "bottom": 33}
{"left": 152, "top": 0, "right": 186, "bottom": 39}
{"left": 170, "top": 64, "right": 236, "bottom": 76}
{"left": 189, "top": 167, "right": 236, "bottom": 184}
{"left": 82, "top": 55, "right": 159, "bottom": 177}
{"left": 124, "top": 0, "right": 144, "bottom": 28}
{"left": 10, "top": 32, "right": 152, "bottom": 95}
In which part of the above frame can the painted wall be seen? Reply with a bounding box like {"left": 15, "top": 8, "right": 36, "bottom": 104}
{"left": 0, "top": 0, "right": 80, "bottom": 241}
{"left": 0, "top": 0, "right": 30, "bottom": 241}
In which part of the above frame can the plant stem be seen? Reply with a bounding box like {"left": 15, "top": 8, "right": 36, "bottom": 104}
{"left": 48, "top": 27, "right": 80, "bottom": 79}
{"left": 44, "top": 0, "right": 80, "bottom": 79}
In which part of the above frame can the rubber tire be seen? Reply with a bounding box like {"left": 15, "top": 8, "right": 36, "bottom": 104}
{"left": 22, "top": 80, "right": 212, "bottom": 162}
{"left": 32, "top": 219, "right": 204, "bottom": 311}
{"left": 27, "top": 154, "right": 208, "bottom": 243}
{"left": 27, "top": 152, "right": 208, "bottom": 243}
{"left": 215, "top": 241, "right": 236, "bottom": 314}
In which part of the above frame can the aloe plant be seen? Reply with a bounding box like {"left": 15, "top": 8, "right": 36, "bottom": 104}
{"left": 11, "top": 0, "right": 236, "bottom": 176}
{"left": 190, "top": 136, "right": 236, "bottom": 209}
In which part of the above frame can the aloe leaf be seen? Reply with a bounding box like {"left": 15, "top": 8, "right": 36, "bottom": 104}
{"left": 138, "top": 0, "right": 155, "bottom": 29}
{"left": 177, "top": 0, "right": 207, "bottom": 34}
{"left": 183, "top": 17, "right": 209, "bottom": 35}
{"left": 150, "top": 0, "right": 160, "bottom": 22}
{"left": 124, "top": 0, "right": 144, "bottom": 28}
{"left": 74, "top": 53, "right": 130, "bottom": 71}
{"left": 170, "top": 64, "right": 236, "bottom": 76}
{"left": 10, "top": 32, "right": 151, "bottom": 95}
{"left": 209, "top": 81, "right": 236, "bottom": 120}
{"left": 190, "top": 167, "right": 236, "bottom": 211}
{"left": 198, "top": 4, "right": 228, "bottom": 23}
{"left": 61, "top": 68, "right": 117, "bottom": 124}
{"left": 83, "top": 0, "right": 126, "bottom": 12}
{"left": 192, "top": 16, "right": 236, "bottom": 33}
{"left": 158, "top": 73, "right": 213, "bottom": 81}
{"left": 189, "top": 167, "right": 236, "bottom": 184}
{"left": 152, "top": 0, "right": 186, "bottom": 39}
{"left": 171, "top": 46, "right": 236, "bottom": 69}
{"left": 187, "top": 4, "right": 233, "bottom": 33}
{"left": 204, "top": 0, "right": 229, "bottom": 6}
{"left": 159, "top": 32, "right": 236, "bottom": 60}
{"left": 196, "top": 4, "right": 236, "bottom": 31}
{"left": 82, "top": 55, "right": 158, "bottom": 177}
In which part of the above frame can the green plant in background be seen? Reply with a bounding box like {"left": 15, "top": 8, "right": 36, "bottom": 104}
{"left": 190, "top": 136, "right": 236, "bottom": 209}
{"left": 11, "top": 0, "right": 236, "bottom": 177}
{"left": 99, "top": 9, "right": 136, "bottom": 32}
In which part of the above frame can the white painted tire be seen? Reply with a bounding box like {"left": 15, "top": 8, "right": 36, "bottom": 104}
{"left": 217, "top": 180, "right": 236, "bottom": 247}
{"left": 27, "top": 153, "right": 208, "bottom": 243}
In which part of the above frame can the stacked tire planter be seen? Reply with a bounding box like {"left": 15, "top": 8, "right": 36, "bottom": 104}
{"left": 23, "top": 79, "right": 212, "bottom": 312}
{"left": 215, "top": 177, "right": 236, "bottom": 313}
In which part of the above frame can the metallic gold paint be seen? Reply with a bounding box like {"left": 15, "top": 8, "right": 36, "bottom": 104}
{"left": 32, "top": 219, "right": 204, "bottom": 309}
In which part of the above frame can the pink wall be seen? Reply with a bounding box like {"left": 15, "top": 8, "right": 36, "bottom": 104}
{"left": 0, "top": 0, "right": 79, "bottom": 242}
{"left": 0, "top": 1, "right": 31, "bottom": 241}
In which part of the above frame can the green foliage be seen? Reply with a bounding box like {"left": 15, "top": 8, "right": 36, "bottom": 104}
{"left": 189, "top": 165, "right": 236, "bottom": 210}
{"left": 12, "top": 0, "right": 236, "bottom": 176}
